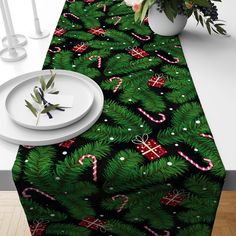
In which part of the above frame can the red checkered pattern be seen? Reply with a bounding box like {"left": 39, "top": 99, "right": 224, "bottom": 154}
{"left": 88, "top": 27, "right": 106, "bottom": 36}
{"left": 79, "top": 216, "right": 106, "bottom": 231}
{"left": 54, "top": 28, "right": 67, "bottom": 37}
{"left": 128, "top": 48, "right": 149, "bottom": 59}
{"left": 72, "top": 44, "right": 88, "bottom": 53}
{"left": 148, "top": 75, "right": 165, "bottom": 88}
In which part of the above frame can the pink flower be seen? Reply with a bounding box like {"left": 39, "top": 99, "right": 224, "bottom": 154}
{"left": 123, "top": 0, "right": 144, "bottom": 11}
{"left": 132, "top": 3, "right": 141, "bottom": 12}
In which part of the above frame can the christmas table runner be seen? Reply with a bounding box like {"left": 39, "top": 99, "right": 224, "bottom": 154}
{"left": 12, "top": 0, "right": 226, "bottom": 235}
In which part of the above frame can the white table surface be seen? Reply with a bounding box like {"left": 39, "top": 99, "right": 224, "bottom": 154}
{"left": 0, "top": 0, "right": 235, "bottom": 171}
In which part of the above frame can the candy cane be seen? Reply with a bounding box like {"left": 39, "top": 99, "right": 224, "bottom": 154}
{"left": 144, "top": 225, "right": 159, "bottom": 236}
{"left": 22, "top": 188, "right": 55, "bottom": 201}
{"left": 89, "top": 55, "right": 102, "bottom": 68}
{"left": 112, "top": 16, "right": 122, "bottom": 25}
{"left": 97, "top": 3, "right": 107, "bottom": 12}
{"left": 175, "top": 45, "right": 182, "bottom": 48}
{"left": 48, "top": 46, "right": 61, "bottom": 53}
{"left": 79, "top": 154, "right": 97, "bottom": 182}
{"left": 138, "top": 107, "right": 166, "bottom": 123}
{"left": 63, "top": 12, "right": 80, "bottom": 21}
{"left": 109, "top": 77, "right": 123, "bottom": 93}
{"left": 67, "top": 0, "right": 75, "bottom": 2}
{"left": 178, "top": 151, "right": 213, "bottom": 171}
{"left": 199, "top": 133, "right": 213, "bottom": 139}
{"left": 157, "top": 53, "right": 179, "bottom": 64}
{"left": 112, "top": 195, "right": 129, "bottom": 213}
{"left": 131, "top": 33, "right": 151, "bottom": 41}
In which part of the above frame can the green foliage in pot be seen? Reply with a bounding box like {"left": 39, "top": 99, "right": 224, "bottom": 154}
{"left": 124, "top": 0, "right": 226, "bottom": 35}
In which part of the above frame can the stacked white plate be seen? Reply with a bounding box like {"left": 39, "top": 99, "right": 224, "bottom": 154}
{"left": 0, "top": 70, "right": 104, "bottom": 146}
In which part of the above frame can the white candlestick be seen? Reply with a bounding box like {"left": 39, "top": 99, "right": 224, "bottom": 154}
{"left": 1, "top": 0, "right": 27, "bottom": 47}
{"left": 0, "top": 0, "right": 26, "bottom": 62}
{"left": 29, "top": 0, "right": 49, "bottom": 39}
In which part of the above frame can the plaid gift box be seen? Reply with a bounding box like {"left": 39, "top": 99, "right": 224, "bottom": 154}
{"left": 59, "top": 138, "right": 76, "bottom": 149}
{"left": 148, "top": 74, "right": 166, "bottom": 88}
{"left": 88, "top": 27, "right": 106, "bottom": 36}
{"left": 79, "top": 216, "right": 106, "bottom": 231}
{"left": 54, "top": 28, "right": 67, "bottom": 37}
{"left": 128, "top": 47, "right": 149, "bottom": 59}
{"left": 72, "top": 43, "right": 88, "bottom": 53}
{"left": 132, "top": 134, "right": 167, "bottom": 161}
{"left": 30, "top": 221, "right": 47, "bottom": 236}
{"left": 160, "top": 190, "right": 186, "bottom": 207}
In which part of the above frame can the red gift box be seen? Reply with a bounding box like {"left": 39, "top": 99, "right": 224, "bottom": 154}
{"left": 30, "top": 222, "right": 47, "bottom": 236}
{"left": 79, "top": 216, "right": 106, "bottom": 231}
{"left": 54, "top": 28, "right": 67, "bottom": 37}
{"left": 59, "top": 138, "right": 76, "bottom": 149}
{"left": 88, "top": 27, "right": 106, "bottom": 36}
{"left": 148, "top": 74, "right": 166, "bottom": 88}
{"left": 128, "top": 47, "right": 149, "bottom": 59}
{"left": 72, "top": 43, "right": 88, "bottom": 53}
{"left": 132, "top": 134, "right": 167, "bottom": 161}
{"left": 160, "top": 190, "right": 186, "bottom": 207}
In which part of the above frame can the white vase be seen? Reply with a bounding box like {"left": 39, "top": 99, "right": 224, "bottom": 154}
{"left": 148, "top": 3, "right": 188, "bottom": 36}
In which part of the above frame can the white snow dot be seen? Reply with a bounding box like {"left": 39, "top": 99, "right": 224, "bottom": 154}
{"left": 50, "top": 214, "right": 55, "bottom": 217}
{"left": 62, "top": 151, "right": 67, "bottom": 155}
{"left": 55, "top": 177, "right": 60, "bottom": 180}
{"left": 134, "top": 218, "right": 139, "bottom": 220}
{"left": 108, "top": 71, "right": 112, "bottom": 74}
{"left": 138, "top": 88, "right": 141, "bottom": 90}
{"left": 147, "top": 206, "right": 151, "bottom": 209}
{"left": 202, "top": 187, "right": 207, "bottom": 191}
{"left": 194, "top": 148, "right": 198, "bottom": 152}
{"left": 175, "top": 144, "right": 179, "bottom": 147}
{"left": 109, "top": 187, "right": 114, "bottom": 190}
{"left": 167, "top": 162, "right": 173, "bottom": 166}
{"left": 160, "top": 92, "right": 164, "bottom": 95}
{"left": 196, "top": 215, "right": 200, "bottom": 218}
{"left": 72, "top": 65, "right": 76, "bottom": 67}
{"left": 138, "top": 191, "right": 141, "bottom": 194}
{"left": 143, "top": 172, "right": 146, "bottom": 175}
{"left": 169, "top": 108, "right": 173, "bottom": 110}
{"left": 176, "top": 72, "right": 179, "bottom": 74}
{"left": 171, "top": 132, "right": 175, "bottom": 135}
{"left": 97, "top": 128, "right": 100, "bottom": 131}
{"left": 100, "top": 214, "right": 104, "bottom": 217}
{"left": 148, "top": 59, "right": 152, "bottom": 61}
{"left": 104, "top": 119, "right": 108, "bottom": 122}
{"left": 109, "top": 137, "right": 114, "bottom": 141}
{"left": 30, "top": 207, "right": 34, "bottom": 210}
{"left": 140, "top": 125, "right": 144, "bottom": 127}
{"left": 110, "top": 47, "right": 113, "bottom": 49}
{"left": 84, "top": 198, "right": 89, "bottom": 201}
{"left": 128, "top": 128, "right": 132, "bottom": 131}
{"left": 173, "top": 211, "right": 176, "bottom": 214}
{"left": 120, "top": 157, "right": 125, "bottom": 161}
{"left": 25, "top": 160, "right": 28, "bottom": 163}
{"left": 183, "top": 128, "right": 187, "bottom": 131}
{"left": 117, "top": 57, "right": 120, "bottom": 59}
{"left": 196, "top": 120, "right": 201, "bottom": 124}
{"left": 167, "top": 183, "right": 171, "bottom": 186}
{"left": 128, "top": 99, "right": 132, "bottom": 101}
{"left": 181, "top": 94, "right": 185, "bottom": 97}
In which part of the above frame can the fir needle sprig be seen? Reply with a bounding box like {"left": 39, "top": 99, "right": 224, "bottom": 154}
{"left": 25, "top": 71, "right": 62, "bottom": 126}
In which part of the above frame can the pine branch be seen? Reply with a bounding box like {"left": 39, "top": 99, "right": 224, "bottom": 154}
{"left": 46, "top": 223, "right": 90, "bottom": 236}
{"left": 108, "top": 2, "right": 133, "bottom": 16}
{"left": 82, "top": 100, "right": 151, "bottom": 143}
{"left": 52, "top": 51, "right": 73, "bottom": 70}
{"left": 12, "top": 151, "right": 23, "bottom": 182}
{"left": 51, "top": 36, "right": 66, "bottom": 45}
{"left": 177, "top": 224, "right": 211, "bottom": 236}
{"left": 20, "top": 198, "right": 67, "bottom": 222}
{"left": 64, "top": 31, "right": 95, "bottom": 41}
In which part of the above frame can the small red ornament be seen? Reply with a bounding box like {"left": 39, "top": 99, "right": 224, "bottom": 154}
{"left": 148, "top": 74, "right": 166, "bottom": 88}
{"left": 30, "top": 221, "right": 47, "bottom": 236}
{"left": 72, "top": 43, "right": 88, "bottom": 53}
{"left": 59, "top": 138, "right": 76, "bottom": 149}
{"left": 128, "top": 47, "right": 149, "bottom": 59}
{"left": 160, "top": 190, "right": 187, "bottom": 207}
{"left": 88, "top": 27, "right": 106, "bottom": 36}
{"left": 132, "top": 134, "right": 167, "bottom": 161}
{"left": 54, "top": 28, "right": 67, "bottom": 37}
{"left": 79, "top": 216, "right": 106, "bottom": 231}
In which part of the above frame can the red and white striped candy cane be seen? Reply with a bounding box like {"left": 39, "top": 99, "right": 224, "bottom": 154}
{"left": 97, "top": 3, "right": 107, "bottom": 12}
{"left": 109, "top": 77, "right": 123, "bottom": 93}
{"left": 138, "top": 107, "right": 166, "bottom": 123}
{"left": 199, "top": 133, "right": 213, "bottom": 139}
{"left": 89, "top": 55, "right": 102, "bottom": 68}
{"left": 157, "top": 53, "right": 179, "bottom": 64}
{"left": 144, "top": 225, "right": 159, "bottom": 236}
{"left": 48, "top": 46, "right": 61, "bottom": 53}
{"left": 79, "top": 154, "right": 98, "bottom": 182}
{"left": 22, "top": 188, "right": 55, "bottom": 201}
{"left": 112, "top": 16, "right": 122, "bottom": 25}
{"left": 178, "top": 151, "right": 213, "bottom": 171}
{"left": 112, "top": 194, "right": 129, "bottom": 213}
{"left": 63, "top": 12, "right": 80, "bottom": 21}
{"left": 131, "top": 33, "right": 151, "bottom": 41}
{"left": 175, "top": 45, "right": 182, "bottom": 48}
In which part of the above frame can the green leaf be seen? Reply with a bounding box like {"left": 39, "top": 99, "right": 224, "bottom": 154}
{"left": 41, "top": 104, "right": 59, "bottom": 114}
{"left": 33, "top": 88, "right": 42, "bottom": 103}
{"left": 49, "top": 91, "right": 59, "bottom": 94}
{"left": 25, "top": 100, "right": 37, "bottom": 117}
{"left": 191, "top": 0, "right": 210, "bottom": 7}
{"left": 206, "top": 18, "right": 212, "bottom": 34}
{"left": 140, "top": 0, "right": 150, "bottom": 23}
{"left": 40, "top": 77, "right": 46, "bottom": 91}
{"left": 164, "top": 1, "right": 175, "bottom": 22}
{"left": 46, "top": 72, "right": 56, "bottom": 89}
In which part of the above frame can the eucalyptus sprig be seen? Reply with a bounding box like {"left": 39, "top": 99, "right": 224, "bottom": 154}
{"left": 25, "top": 72, "right": 62, "bottom": 125}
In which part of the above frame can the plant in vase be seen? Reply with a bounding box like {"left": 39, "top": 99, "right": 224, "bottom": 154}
{"left": 124, "top": 0, "right": 226, "bottom": 36}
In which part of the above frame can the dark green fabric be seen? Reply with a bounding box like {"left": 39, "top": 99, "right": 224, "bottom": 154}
{"left": 12, "top": 0, "right": 226, "bottom": 235}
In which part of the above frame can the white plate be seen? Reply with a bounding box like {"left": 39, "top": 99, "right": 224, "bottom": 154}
{"left": 5, "top": 71, "right": 94, "bottom": 130}
{"left": 0, "top": 70, "right": 104, "bottom": 146}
